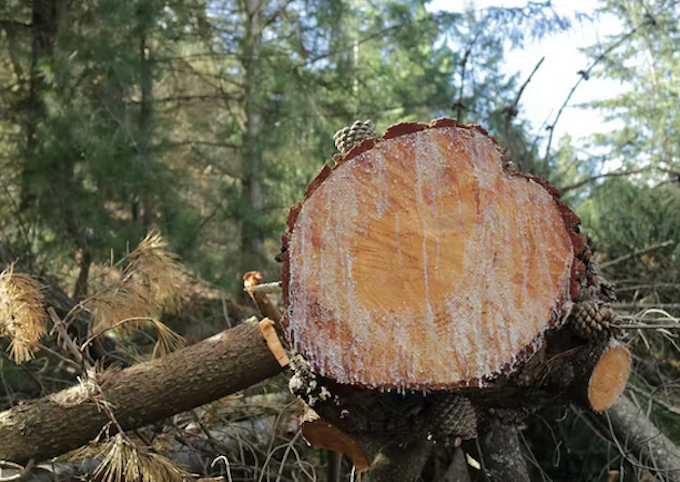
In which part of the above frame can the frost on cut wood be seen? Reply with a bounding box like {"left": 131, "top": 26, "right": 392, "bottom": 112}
{"left": 282, "top": 119, "right": 587, "bottom": 390}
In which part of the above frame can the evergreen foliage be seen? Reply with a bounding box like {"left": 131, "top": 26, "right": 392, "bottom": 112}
{"left": 0, "top": 0, "right": 566, "bottom": 291}
{"left": 8, "top": 0, "right": 680, "bottom": 480}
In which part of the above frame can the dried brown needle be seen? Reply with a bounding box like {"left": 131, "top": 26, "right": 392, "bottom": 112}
{"left": 0, "top": 263, "right": 47, "bottom": 363}
{"left": 151, "top": 319, "right": 185, "bottom": 358}
{"left": 93, "top": 434, "right": 190, "bottom": 482}
{"left": 127, "top": 231, "right": 190, "bottom": 315}
{"left": 90, "top": 232, "right": 190, "bottom": 344}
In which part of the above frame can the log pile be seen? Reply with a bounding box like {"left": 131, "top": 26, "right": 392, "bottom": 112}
{"left": 0, "top": 120, "right": 640, "bottom": 482}
{"left": 279, "top": 119, "right": 631, "bottom": 480}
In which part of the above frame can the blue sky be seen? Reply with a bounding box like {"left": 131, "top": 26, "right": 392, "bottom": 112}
{"left": 428, "top": 0, "right": 626, "bottom": 157}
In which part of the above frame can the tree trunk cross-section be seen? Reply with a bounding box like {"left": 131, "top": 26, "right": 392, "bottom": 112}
{"left": 282, "top": 119, "right": 586, "bottom": 390}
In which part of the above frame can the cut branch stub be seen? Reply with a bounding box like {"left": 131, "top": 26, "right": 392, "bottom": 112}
{"left": 282, "top": 119, "right": 586, "bottom": 390}
{"left": 588, "top": 343, "right": 631, "bottom": 412}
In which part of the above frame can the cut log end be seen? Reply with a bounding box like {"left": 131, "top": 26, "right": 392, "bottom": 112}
{"left": 301, "top": 412, "right": 370, "bottom": 472}
{"left": 283, "top": 119, "right": 586, "bottom": 390}
{"left": 258, "top": 318, "right": 290, "bottom": 367}
{"left": 588, "top": 345, "right": 631, "bottom": 412}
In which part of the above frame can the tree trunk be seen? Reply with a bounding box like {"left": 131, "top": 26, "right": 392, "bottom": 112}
{"left": 0, "top": 319, "right": 283, "bottom": 464}
{"left": 72, "top": 246, "right": 91, "bottom": 300}
{"left": 282, "top": 119, "right": 586, "bottom": 390}
{"left": 240, "top": 0, "right": 266, "bottom": 273}
{"left": 21, "top": 0, "right": 60, "bottom": 211}
{"left": 281, "top": 119, "right": 630, "bottom": 480}
{"left": 137, "top": 0, "right": 156, "bottom": 229}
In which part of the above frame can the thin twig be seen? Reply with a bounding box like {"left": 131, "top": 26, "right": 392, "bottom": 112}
{"left": 616, "top": 283, "right": 680, "bottom": 293}
{"left": 600, "top": 240, "right": 674, "bottom": 269}
{"left": 455, "top": 30, "right": 482, "bottom": 122}
{"left": 79, "top": 316, "right": 155, "bottom": 351}
{"left": 560, "top": 167, "right": 651, "bottom": 194}
{"left": 627, "top": 385, "right": 680, "bottom": 416}
{"left": 0, "top": 175, "right": 31, "bottom": 254}
{"left": 48, "top": 307, "right": 83, "bottom": 365}
{"left": 502, "top": 57, "right": 545, "bottom": 145}
{"left": 35, "top": 342, "right": 83, "bottom": 373}
{"left": 245, "top": 281, "right": 282, "bottom": 295}
{"left": 617, "top": 324, "right": 680, "bottom": 330}
{"left": 613, "top": 303, "right": 680, "bottom": 311}
{"left": 543, "top": 18, "right": 654, "bottom": 163}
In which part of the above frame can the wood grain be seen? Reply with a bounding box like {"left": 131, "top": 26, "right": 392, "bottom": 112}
{"left": 283, "top": 120, "right": 584, "bottom": 390}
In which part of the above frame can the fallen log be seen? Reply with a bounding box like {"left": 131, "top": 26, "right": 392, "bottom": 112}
{"left": 0, "top": 318, "right": 283, "bottom": 465}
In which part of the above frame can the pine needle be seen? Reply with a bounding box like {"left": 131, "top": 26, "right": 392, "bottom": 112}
{"left": 151, "top": 320, "right": 185, "bottom": 358}
{"left": 90, "top": 232, "right": 190, "bottom": 341}
{"left": 127, "top": 231, "right": 190, "bottom": 315}
{"left": 0, "top": 264, "right": 47, "bottom": 363}
{"left": 92, "top": 275, "right": 153, "bottom": 333}
{"left": 93, "top": 434, "right": 191, "bottom": 482}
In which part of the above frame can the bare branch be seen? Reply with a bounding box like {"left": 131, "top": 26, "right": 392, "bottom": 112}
{"left": 502, "top": 56, "right": 545, "bottom": 146}
{"left": 600, "top": 240, "right": 674, "bottom": 269}
{"left": 560, "top": 168, "right": 650, "bottom": 193}
{"left": 543, "top": 18, "right": 655, "bottom": 163}
{"left": 455, "top": 30, "right": 482, "bottom": 122}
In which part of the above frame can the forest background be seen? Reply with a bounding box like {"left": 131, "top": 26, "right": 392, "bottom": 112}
{"left": 1, "top": 0, "right": 680, "bottom": 481}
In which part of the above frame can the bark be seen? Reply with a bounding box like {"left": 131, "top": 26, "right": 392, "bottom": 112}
{"left": 439, "top": 447, "right": 472, "bottom": 482}
{"left": 22, "top": 0, "right": 60, "bottom": 210}
{"left": 476, "top": 414, "right": 530, "bottom": 482}
{"left": 0, "top": 319, "right": 283, "bottom": 464}
{"left": 137, "top": 1, "right": 156, "bottom": 228}
{"left": 604, "top": 395, "right": 680, "bottom": 481}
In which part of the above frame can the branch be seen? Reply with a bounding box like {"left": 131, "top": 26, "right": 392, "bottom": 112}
{"left": 603, "top": 395, "right": 680, "bottom": 480}
{"left": 454, "top": 31, "right": 482, "bottom": 122}
{"left": 160, "top": 140, "right": 241, "bottom": 150}
{"left": 559, "top": 167, "right": 650, "bottom": 193}
{"left": 502, "top": 56, "right": 544, "bottom": 146}
{"left": 476, "top": 415, "right": 530, "bottom": 482}
{"left": 600, "top": 240, "right": 674, "bottom": 269}
{"left": 0, "top": 20, "right": 31, "bottom": 30}
{"left": 543, "top": 18, "right": 654, "bottom": 163}
{"left": 0, "top": 319, "right": 283, "bottom": 464}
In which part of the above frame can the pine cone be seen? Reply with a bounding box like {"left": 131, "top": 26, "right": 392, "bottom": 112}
{"left": 430, "top": 394, "right": 477, "bottom": 441}
{"left": 568, "top": 301, "right": 616, "bottom": 339}
{"left": 333, "top": 120, "right": 376, "bottom": 154}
